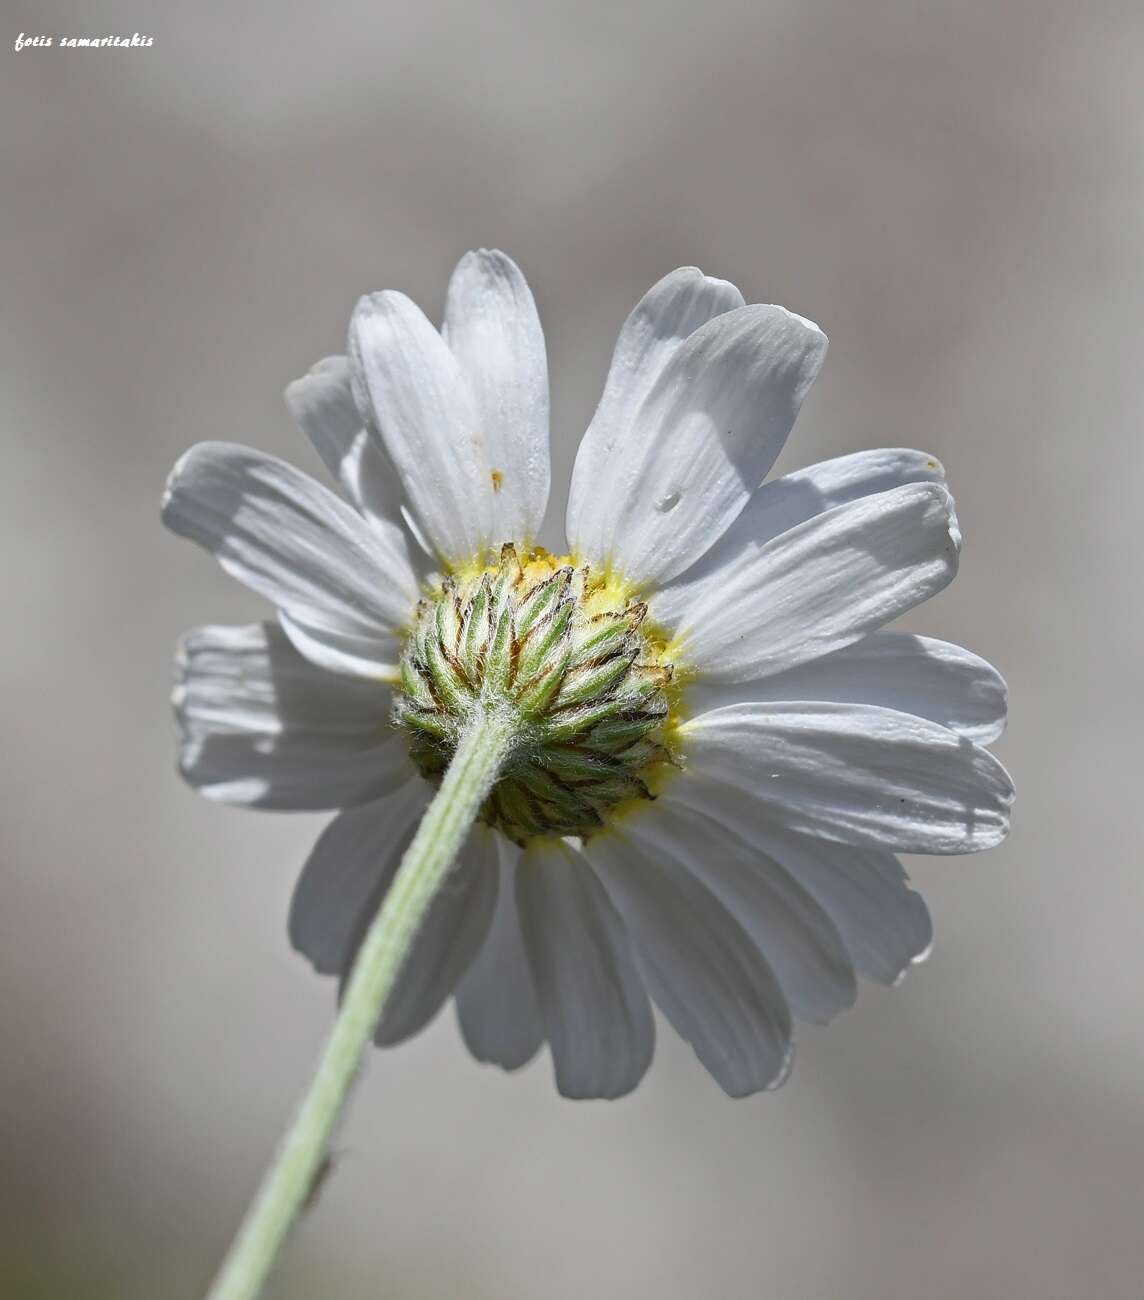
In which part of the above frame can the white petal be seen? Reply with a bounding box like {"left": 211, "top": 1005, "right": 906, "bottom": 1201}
{"left": 586, "top": 830, "right": 792, "bottom": 1096}
{"left": 288, "top": 779, "right": 430, "bottom": 974}
{"left": 568, "top": 298, "right": 827, "bottom": 586}
{"left": 516, "top": 839, "right": 654, "bottom": 1099}
{"left": 687, "top": 632, "right": 1008, "bottom": 745}
{"left": 162, "top": 442, "right": 418, "bottom": 679}
{"left": 442, "top": 250, "right": 550, "bottom": 544}
{"left": 622, "top": 801, "right": 856, "bottom": 1024}
{"left": 455, "top": 835, "right": 544, "bottom": 1070}
{"left": 567, "top": 267, "right": 743, "bottom": 556}
{"left": 284, "top": 356, "right": 404, "bottom": 526}
{"left": 660, "top": 482, "right": 961, "bottom": 682}
{"left": 651, "top": 447, "right": 947, "bottom": 626}
{"left": 272, "top": 612, "right": 401, "bottom": 683}
{"left": 664, "top": 776, "right": 932, "bottom": 985}
{"left": 349, "top": 291, "right": 496, "bottom": 564}
{"left": 174, "top": 623, "right": 409, "bottom": 810}
{"left": 681, "top": 701, "right": 1015, "bottom": 854}
{"left": 373, "top": 826, "right": 499, "bottom": 1046}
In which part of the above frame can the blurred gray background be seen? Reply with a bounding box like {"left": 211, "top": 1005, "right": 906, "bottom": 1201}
{"left": 3, "top": 1, "right": 1142, "bottom": 1296}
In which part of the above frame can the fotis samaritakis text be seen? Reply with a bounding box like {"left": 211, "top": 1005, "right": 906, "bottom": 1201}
{"left": 14, "top": 32, "right": 155, "bottom": 51}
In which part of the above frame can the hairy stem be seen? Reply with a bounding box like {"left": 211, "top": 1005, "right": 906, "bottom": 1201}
{"left": 205, "top": 706, "right": 519, "bottom": 1300}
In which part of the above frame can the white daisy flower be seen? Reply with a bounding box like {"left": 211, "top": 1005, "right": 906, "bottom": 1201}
{"left": 165, "top": 251, "right": 1013, "bottom": 1100}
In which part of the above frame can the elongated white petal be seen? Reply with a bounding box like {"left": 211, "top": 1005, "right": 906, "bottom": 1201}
{"left": 175, "top": 724, "right": 405, "bottom": 811}
{"left": 569, "top": 297, "right": 827, "bottom": 586}
{"left": 271, "top": 612, "right": 399, "bottom": 683}
{"left": 349, "top": 291, "right": 496, "bottom": 564}
{"left": 162, "top": 442, "right": 417, "bottom": 679}
{"left": 567, "top": 267, "right": 743, "bottom": 553}
{"left": 285, "top": 355, "right": 416, "bottom": 542}
{"left": 652, "top": 447, "right": 946, "bottom": 626}
{"left": 516, "top": 840, "right": 654, "bottom": 1099}
{"left": 455, "top": 836, "right": 544, "bottom": 1070}
{"left": 174, "top": 623, "right": 409, "bottom": 810}
{"left": 373, "top": 827, "right": 499, "bottom": 1046}
{"left": 660, "top": 482, "right": 960, "bottom": 682}
{"left": 442, "top": 250, "right": 550, "bottom": 544}
{"left": 688, "top": 632, "right": 1008, "bottom": 745}
{"left": 288, "top": 779, "right": 430, "bottom": 974}
{"left": 749, "top": 445, "right": 947, "bottom": 534}
{"left": 623, "top": 802, "right": 856, "bottom": 1024}
{"left": 586, "top": 830, "right": 792, "bottom": 1096}
{"left": 764, "top": 837, "right": 932, "bottom": 986}
{"left": 681, "top": 701, "right": 1014, "bottom": 854}
{"left": 664, "top": 777, "right": 932, "bottom": 985}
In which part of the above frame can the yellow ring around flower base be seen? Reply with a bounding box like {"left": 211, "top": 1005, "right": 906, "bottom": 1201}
{"left": 393, "top": 543, "right": 687, "bottom": 846}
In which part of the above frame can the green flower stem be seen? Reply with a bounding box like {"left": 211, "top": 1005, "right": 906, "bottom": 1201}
{"left": 205, "top": 705, "right": 521, "bottom": 1300}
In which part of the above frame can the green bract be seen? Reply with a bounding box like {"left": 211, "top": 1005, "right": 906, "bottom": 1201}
{"left": 394, "top": 544, "right": 676, "bottom": 843}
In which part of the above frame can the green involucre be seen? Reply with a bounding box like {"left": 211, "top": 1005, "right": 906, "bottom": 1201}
{"left": 394, "top": 544, "right": 677, "bottom": 843}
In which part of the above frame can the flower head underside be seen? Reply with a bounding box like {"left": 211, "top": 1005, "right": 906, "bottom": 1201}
{"left": 394, "top": 544, "right": 679, "bottom": 843}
